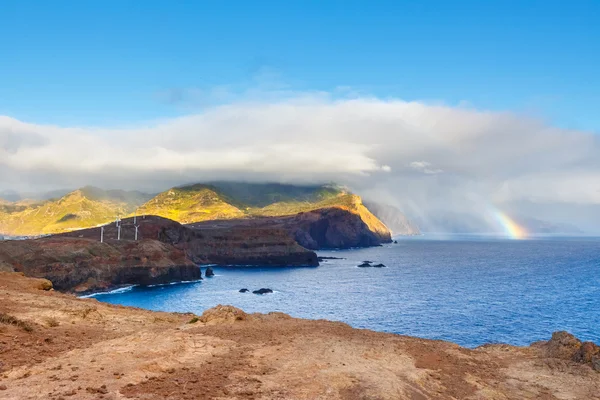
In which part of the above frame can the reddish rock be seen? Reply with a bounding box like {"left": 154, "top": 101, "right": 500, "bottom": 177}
{"left": 573, "top": 341, "right": 600, "bottom": 364}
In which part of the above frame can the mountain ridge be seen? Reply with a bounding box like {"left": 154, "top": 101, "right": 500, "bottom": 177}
{"left": 0, "top": 183, "right": 396, "bottom": 247}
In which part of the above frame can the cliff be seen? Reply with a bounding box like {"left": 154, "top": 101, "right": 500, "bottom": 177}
{"left": 0, "top": 236, "right": 199, "bottom": 294}
{"left": 191, "top": 202, "right": 392, "bottom": 250}
{"left": 0, "top": 272, "right": 598, "bottom": 399}
{"left": 61, "top": 215, "right": 319, "bottom": 267}
{"left": 137, "top": 183, "right": 392, "bottom": 248}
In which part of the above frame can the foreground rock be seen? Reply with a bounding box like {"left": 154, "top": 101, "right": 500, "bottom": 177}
{"left": 0, "top": 272, "right": 598, "bottom": 400}
{"left": 535, "top": 331, "right": 600, "bottom": 371}
{"left": 0, "top": 237, "right": 200, "bottom": 294}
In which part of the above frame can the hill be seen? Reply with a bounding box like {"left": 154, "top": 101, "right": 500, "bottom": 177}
{"left": 0, "top": 182, "right": 396, "bottom": 249}
{"left": 135, "top": 182, "right": 392, "bottom": 246}
{"left": 0, "top": 187, "right": 151, "bottom": 236}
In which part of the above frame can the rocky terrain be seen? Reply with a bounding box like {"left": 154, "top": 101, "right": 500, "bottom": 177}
{"left": 60, "top": 215, "right": 319, "bottom": 268}
{"left": 0, "top": 235, "right": 200, "bottom": 294}
{"left": 191, "top": 195, "right": 392, "bottom": 250}
{"left": 0, "top": 272, "right": 598, "bottom": 400}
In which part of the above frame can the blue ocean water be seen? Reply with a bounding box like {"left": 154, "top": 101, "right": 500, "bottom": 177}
{"left": 90, "top": 236, "right": 600, "bottom": 348}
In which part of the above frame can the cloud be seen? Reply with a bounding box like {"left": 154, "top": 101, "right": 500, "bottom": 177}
{"left": 1, "top": 94, "right": 600, "bottom": 231}
{"left": 409, "top": 161, "right": 443, "bottom": 174}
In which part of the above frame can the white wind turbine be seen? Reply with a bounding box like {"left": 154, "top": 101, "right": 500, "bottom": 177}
{"left": 116, "top": 215, "right": 122, "bottom": 241}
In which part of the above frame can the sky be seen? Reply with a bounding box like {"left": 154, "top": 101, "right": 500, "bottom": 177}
{"left": 1, "top": 1, "right": 600, "bottom": 232}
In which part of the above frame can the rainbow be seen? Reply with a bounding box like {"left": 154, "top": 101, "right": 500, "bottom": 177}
{"left": 490, "top": 210, "right": 528, "bottom": 239}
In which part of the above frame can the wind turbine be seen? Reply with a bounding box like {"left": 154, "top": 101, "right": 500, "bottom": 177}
{"left": 117, "top": 218, "right": 122, "bottom": 241}
{"left": 100, "top": 226, "right": 104, "bottom": 243}
{"left": 135, "top": 224, "right": 140, "bottom": 241}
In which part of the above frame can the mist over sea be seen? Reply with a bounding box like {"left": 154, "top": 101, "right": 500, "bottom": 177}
{"left": 91, "top": 235, "right": 600, "bottom": 348}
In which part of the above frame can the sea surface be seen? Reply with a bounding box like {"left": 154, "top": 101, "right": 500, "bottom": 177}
{"left": 90, "top": 235, "right": 600, "bottom": 348}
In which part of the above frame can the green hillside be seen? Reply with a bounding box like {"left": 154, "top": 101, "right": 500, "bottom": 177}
{"left": 0, "top": 182, "right": 392, "bottom": 239}
{"left": 135, "top": 182, "right": 348, "bottom": 222}
{"left": 135, "top": 184, "right": 246, "bottom": 224}
{"left": 134, "top": 182, "right": 390, "bottom": 239}
{"left": 0, "top": 187, "right": 150, "bottom": 236}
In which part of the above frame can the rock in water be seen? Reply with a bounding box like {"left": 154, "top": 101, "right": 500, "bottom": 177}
{"left": 357, "top": 262, "right": 372, "bottom": 268}
{"left": 373, "top": 263, "right": 387, "bottom": 268}
{"left": 253, "top": 288, "right": 273, "bottom": 295}
{"left": 239, "top": 288, "right": 249, "bottom": 293}
{"left": 205, "top": 266, "right": 215, "bottom": 277}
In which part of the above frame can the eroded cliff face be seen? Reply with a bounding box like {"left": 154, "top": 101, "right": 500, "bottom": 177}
{"left": 61, "top": 215, "right": 319, "bottom": 267}
{"left": 289, "top": 207, "right": 391, "bottom": 249}
{"left": 191, "top": 205, "right": 393, "bottom": 250}
{"left": 0, "top": 237, "right": 200, "bottom": 294}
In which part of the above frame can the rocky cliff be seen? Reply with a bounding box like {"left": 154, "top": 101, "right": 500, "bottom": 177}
{"left": 0, "top": 236, "right": 199, "bottom": 294}
{"left": 61, "top": 215, "right": 319, "bottom": 267}
{"left": 191, "top": 202, "right": 392, "bottom": 250}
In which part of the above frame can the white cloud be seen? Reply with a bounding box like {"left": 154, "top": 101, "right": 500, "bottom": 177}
{"left": 1, "top": 94, "right": 600, "bottom": 231}
{"left": 409, "top": 161, "right": 443, "bottom": 174}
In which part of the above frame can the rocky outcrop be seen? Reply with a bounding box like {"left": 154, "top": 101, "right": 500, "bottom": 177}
{"left": 60, "top": 216, "right": 319, "bottom": 267}
{"left": 0, "top": 236, "right": 200, "bottom": 294}
{"left": 253, "top": 288, "right": 273, "bottom": 295}
{"left": 357, "top": 261, "right": 387, "bottom": 268}
{"left": 536, "top": 331, "right": 600, "bottom": 371}
{"left": 289, "top": 207, "right": 391, "bottom": 249}
{"left": 192, "top": 205, "right": 392, "bottom": 250}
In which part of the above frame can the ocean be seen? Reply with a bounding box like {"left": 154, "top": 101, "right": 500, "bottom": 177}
{"left": 89, "top": 235, "right": 600, "bottom": 348}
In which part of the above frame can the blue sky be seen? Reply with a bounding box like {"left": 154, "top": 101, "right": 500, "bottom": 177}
{"left": 1, "top": 0, "right": 598, "bottom": 130}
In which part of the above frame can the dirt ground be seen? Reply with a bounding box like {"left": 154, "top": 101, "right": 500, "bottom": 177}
{"left": 0, "top": 272, "right": 598, "bottom": 400}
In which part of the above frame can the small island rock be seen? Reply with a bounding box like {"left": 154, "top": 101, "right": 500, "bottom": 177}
{"left": 239, "top": 288, "right": 249, "bottom": 293}
{"left": 253, "top": 288, "right": 273, "bottom": 295}
{"left": 205, "top": 266, "right": 215, "bottom": 277}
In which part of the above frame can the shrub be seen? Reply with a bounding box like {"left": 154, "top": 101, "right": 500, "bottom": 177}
{"left": 0, "top": 313, "right": 34, "bottom": 332}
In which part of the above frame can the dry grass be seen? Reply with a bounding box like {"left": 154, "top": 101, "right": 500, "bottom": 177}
{"left": 0, "top": 312, "right": 34, "bottom": 332}
{"left": 45, "top": 317, "right": 60, "bottom": 327}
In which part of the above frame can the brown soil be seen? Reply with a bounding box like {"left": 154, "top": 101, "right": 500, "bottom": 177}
{"left": 0, "top": 273, "right": 598, "bottom": 400}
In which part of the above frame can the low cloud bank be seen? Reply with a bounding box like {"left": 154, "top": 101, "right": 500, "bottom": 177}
{"left": 2, "top": 95, "right": 599, "bottom": 232}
